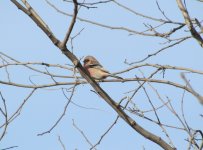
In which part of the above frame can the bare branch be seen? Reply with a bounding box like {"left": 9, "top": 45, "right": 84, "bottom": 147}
{"left": 113, "top": 0, "right": 182, "bottom": 25}
{"left": 0, "top": 146, "right": 18, "bottom": 150}
{"left": 0, "top": 77, "right": 199, "bottom": 100}
{"left": 180, "top": 73, "right": 203, "bottom": 105}
{"left": 125, "top": 37, "right": 190, "bottom": 65}
{"left": 37, "top": 85, "right": 76, "bottom": 136}
{"left": 20, "top": 0, "right": 53, "bottom": 33}
{"left": 64, "top": 0, "right": 113, "bottom": 9}
{"left": 61, "top": 0, "right": 78, "bottom": 47}
{"left": 45, "top": 0, "right": 177, "bottom": 37}
{"left": 58, "top": 136, "right": 66, "bottom": 150}
{"left": 0, "top": 89, "right": 36, "bottom": 129}
{"left": 115, "top": 63, "right": 203, "bottom": 76}
{"left": 0, "top": 51, "right": 76, "bottom": 78}
{"left": 11, "top": 1, "right": 175, "bottom": 149}
{"left": 138, "top": 70, "right": 174, "bottom": 147}
{"left": 91, "top": 116, "right": 119, "bottom": 149}
{"left": 0, "top": 91, "right": 8, "bottom": 141}
{"left": 131, "top": 111, "right": 184, "bottom": 131}
{"left": 70, "top": 28, "right": 85, "bottom": 52}
{"left": 72, "top": 119, "right": 95, "bottom": 148}
{"left": 176, "top": 0, "right": 203, "bottom": 47}
{"left": 156, "top": 0, "right": 171, "bottom": 22}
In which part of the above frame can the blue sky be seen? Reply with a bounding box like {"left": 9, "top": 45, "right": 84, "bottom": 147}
{"left": 0, "top": 0, "right": 203, "bottom": 150}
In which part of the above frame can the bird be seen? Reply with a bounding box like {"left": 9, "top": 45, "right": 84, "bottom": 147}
{"left": 83, "top": 55, "right": 123, "bottom": 80}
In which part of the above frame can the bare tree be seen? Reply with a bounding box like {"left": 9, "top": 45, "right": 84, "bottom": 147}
{"left": 0, "top": 0, "right": 203, "bottom": 150}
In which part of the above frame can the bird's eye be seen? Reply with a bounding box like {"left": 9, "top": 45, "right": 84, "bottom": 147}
{"left": 84, "top": 59, "right": 89, "bottom": 63}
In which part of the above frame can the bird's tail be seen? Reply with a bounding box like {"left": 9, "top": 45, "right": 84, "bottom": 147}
{"left": 109, "top": 74, "right": 123, "bottom": 80}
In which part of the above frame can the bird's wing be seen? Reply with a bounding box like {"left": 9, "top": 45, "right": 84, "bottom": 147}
{"left": 89, "top": 64, "right": 110, "bottom": 74}
{"left": 98, "top": 67, "right": 110, "bottom": 74}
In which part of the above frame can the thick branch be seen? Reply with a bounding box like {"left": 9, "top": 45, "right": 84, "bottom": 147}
{"left": 176, "top": 0, "right": 203, "bottom": 47}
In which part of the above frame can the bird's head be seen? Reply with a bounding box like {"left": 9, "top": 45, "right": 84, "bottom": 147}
{"left": 83, "top": 55, "right": 99, "bottom": 67}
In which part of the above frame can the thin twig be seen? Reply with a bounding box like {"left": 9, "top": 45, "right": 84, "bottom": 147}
{"left": 61, "top": 0, "right": 78, "bottom": 47}
{"left": 181, "top": 73, "right": 203, "bottom": 105}
{"left": 125, "top": 37, "right": 189, "bottom": 65}
{"left": 0, "top": 89, "right": 36, "bottom": 128}
{"left": 37, "top": 85, "right": 77, "bottom": 136}
{"left": 0, "top": 146, "right": 18, "bottom": 150}
{"left": 58, "top": 136, "right": 66, "bottom": 150}
{"left": 72, "top": 119, "right": 95, "bottom": 148}
{"left": 90, "top": 116, "right": 119, "bottom": 149}
{"left": 113, "top": 0, "right": 182, "bottom": 25}
{"left": 0, "top": 91, "right": 8, "bottom": 141}
{"left": 45, "top": 0, "right": 175, "bottom": 37}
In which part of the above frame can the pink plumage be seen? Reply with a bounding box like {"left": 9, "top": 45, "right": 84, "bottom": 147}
{"left": 83, "top": 56, "right": 122, "bottom": 80}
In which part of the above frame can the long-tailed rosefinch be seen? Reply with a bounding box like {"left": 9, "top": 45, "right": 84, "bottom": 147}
{"left": 83, "top": 55, "right": 123, "bottom": 80}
